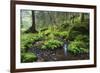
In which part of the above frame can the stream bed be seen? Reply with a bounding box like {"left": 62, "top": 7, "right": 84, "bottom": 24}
{"left": 28, "top": 47, "right": 89, "bottom": 62}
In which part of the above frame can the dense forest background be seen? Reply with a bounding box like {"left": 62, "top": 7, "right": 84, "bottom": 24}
{"left": 20, "top": 10, "right": 90, "bottom": 63}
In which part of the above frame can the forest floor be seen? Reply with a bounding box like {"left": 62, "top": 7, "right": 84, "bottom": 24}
{"left": 28, "top": 47, "right": 89, "bottom": 62}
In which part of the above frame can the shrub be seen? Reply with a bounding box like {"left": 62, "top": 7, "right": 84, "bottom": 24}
{"left": 53, "top": 31, "right": 68, "bottom": 39}
{"left": 21, "top": 33, "right": 44, "bottom": 52}
{"left": 68, "top": 40, "right": 89, "bottom": 55}
{"left": 75, "top": 35, "right": 89, "bottom": 42}
{"left": 21, "top": 52, "right": 37, "bottom": 63}
{"left": 21, "top": 33, "right": 34, "bottom": 52}
{"left": 41, "top": 39, "right": 63, "bottom": 50}
{"left": 41, "top": 29, "right": 51, "bottom": 37}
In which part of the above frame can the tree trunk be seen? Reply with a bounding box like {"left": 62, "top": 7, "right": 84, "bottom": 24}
{"left": 20, "top": 10, "right": 23, "bottom": 25}
{"left": 25, "top": 11, "right": 37, "bottom": 33}
{"left": 80, "top": 13, "right": 84, "bottom": 22}
{"left": 31, "top": 11, "right": 36, "bottom": 32}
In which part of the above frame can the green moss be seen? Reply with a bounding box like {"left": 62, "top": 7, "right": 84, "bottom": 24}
{"left": 21, "top": 52, "right": 37, "bottom": 63}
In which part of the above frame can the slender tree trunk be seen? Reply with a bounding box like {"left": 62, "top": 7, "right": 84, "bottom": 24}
{"left": 25, "top": 11, "right": 37, "bottom": 33}
{"left": 80, "top": 13, "right": 84, "bottom": 22}
{"left": 20, "top": 10, "right": 23, "bottom": 25}
{"left": 47, "top": 12, "right": 54, "bottom": 30}
{"left": 31, "top": 11, "right": 36, "bottom": 32}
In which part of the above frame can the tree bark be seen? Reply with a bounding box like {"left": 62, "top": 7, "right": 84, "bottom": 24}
{"left": 31, "top": 11, "right": 36, "bottom": 32}
{"left": 25, "top": 11, "right": 37, "bottom": 33}
{"left": 80, "top": 13, "right": 84, "bottom": 22}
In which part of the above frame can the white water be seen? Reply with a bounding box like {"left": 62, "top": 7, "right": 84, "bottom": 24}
{"left": 63, "top": 43, "right": 68, "bottom": 56}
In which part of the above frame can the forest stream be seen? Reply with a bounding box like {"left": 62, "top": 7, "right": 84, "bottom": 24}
{"left": 28, "top": 41, "right": 89, "bottom": 62}
{"left": 21, "top": 10, "right": 90, "bottom": 63}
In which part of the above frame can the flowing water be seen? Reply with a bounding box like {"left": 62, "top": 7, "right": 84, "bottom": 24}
{"left": 63, "top": 43, "right": 68, "bottom": 56}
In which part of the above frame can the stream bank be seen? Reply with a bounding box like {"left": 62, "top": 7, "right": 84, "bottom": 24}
{"left": 28, "top": 47, "right": 89, "bottom": 62}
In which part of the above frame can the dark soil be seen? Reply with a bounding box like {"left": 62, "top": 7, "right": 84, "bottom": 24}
{"left": 28, "top": 47, "right": 89, "bottom": 62}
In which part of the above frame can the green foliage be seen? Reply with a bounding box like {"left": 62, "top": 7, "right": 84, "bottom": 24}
{"left": 21, "top": 52, "right": 37, "bottom": 62}
{"left": 41, "top": 39, "right": 63, "bottom": 50}
{"left": 75, "top": 35, "right": 89, "bottom": 42}
{"left": 21, "top": 33, "right": 44, "bottom": 52}
{"left": 20, "top": 10, "right": 90, "bottom": 62}
{"left": 21, "top": 33, "right": 33, "bottom": 52}
{"left": 68, "top": 30, "right": 80, "bottom": 40}
{"left": 75, "top": 35, "right": 89, "bottom": 47}
{"left": 41, "top": 28, "right": 51, "bottom": 36}
{"left": 59, "top": 21, "right": 70, "bottom": 30}
{"left": 53, "top": 31, "right": 69, "bottom": 39}
{"left": 32, "top": 33, "right": 44, "bottom": 42}
{"left": 40, "top": 27, "right": 48, "bottom": 32}
{"left": 40, "top": 28, "right": 69, "bottom": 40}
{"left": 68, "top": 40, "right": 89, "bottom": 55}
